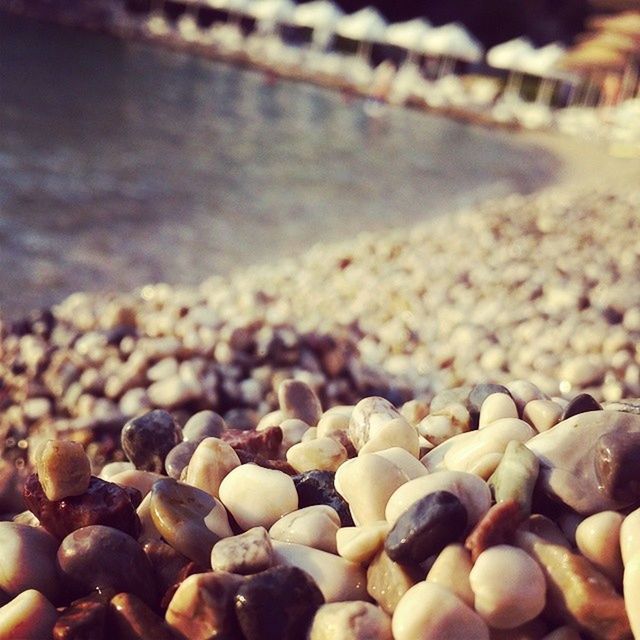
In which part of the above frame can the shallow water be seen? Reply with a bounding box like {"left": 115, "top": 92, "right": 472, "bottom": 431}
{"left": 0, "top": 13, "right": 559, "bottom": 319}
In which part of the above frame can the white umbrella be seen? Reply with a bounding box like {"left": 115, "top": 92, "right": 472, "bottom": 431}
{"left": 291, "top": 0, "right": 344, "bottom": 48}
{"left": 421, "top": 23, "right": 483, "bottom": 77}
{"left": 385, "top": 18, "right": 431, "bottom": 63}
{"left": 335, "top": 7, "right": 388, "bottom": 62}
{"left": 247, "top": 0, "right": 296, "bottom": 34}
{"left": 520, "top": 42, "right": 569, "bottom": 106}
{"left": 487, "top": 37, "right": 536, "bottom": 99}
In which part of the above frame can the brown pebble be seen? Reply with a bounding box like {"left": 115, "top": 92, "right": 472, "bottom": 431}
{"left": 465, "top": 499, "right": 524, "bottom": 562}
{"left": 221, "top": 427, "right": 282, "bottom": 459}
{"left": 53, "top": 592, "right": 112, "bottom": 640}
{"left": 110, "top": 592, "right": 179, "bottom": 640}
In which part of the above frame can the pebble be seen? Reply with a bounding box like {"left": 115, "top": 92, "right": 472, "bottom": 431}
{"left": 348, "top": 397, "right": 402, "bottom": 452}
{"left": 57, "top": 525, "right": 155, "bottom": 603}
{"left": 523, "top": 399, "right": 563, "bottom": 432}
{"left": 467, "top": 384, "right": 511, "bottom": 426}
{"left": 336, "top": 522, "right": 390, "bottom": 564}
{"left": 279, "top": 418, "right": 311, "bottom": 450}
{"left": 623, "top": 554, "right": 640, "bottom": 640}
{"left": 211, "top": 526, "right": 274, "bottom": 574}
{"left": 35, "top": 439, "right": 91, "bottom": 501}
{"left": 595, "top": 430, "right": 640, "bottom": 504}
{"left": 164, "top": 441, "right": 198, "bottom": 480}
{"left": 269, "top": 505, "right": 340, "bottom": 553}
{"left": 0, "top": 523, "right": 60, "bottom": 602}
{"left": 479, "top": 393, "right": 518, "bottom": 428}
{"left": 506, "top": 380, "right": 546, "bottom": 415}
{"left": 575, "top": 511, "right": 624, "bottom": 585}
{"left": 358, "top": 417, "right": 420, "bottom": 457}
{"left": 373, "top": 447, "right": 429, "bottom": 480}
{"left": 121, "top": 410, "right": 182, "bottom": 473}
{"left": 181, "top": 410, "right": 225, "bottom": 443}
{"left": 219, "top": 463, "right": 298, "bottom": 530}
{"left": 286, "top": 437, "right": 348, "bottom": 473}
{"left": 272, "top": 540, "right": 367, "bottom": 602}
{"left": 385, "top": 491, "right": 467, "bottom": 565}
{"left": 425, "top": 543, "right": 474, "bottom": 606}
{"left": 100, "top": 461, "right": 134, "bottom": 480}
{"left": 109, "top": 469, "right": 163, "bottom": 498}
{"left": 366, "top": 550, "right": 419, "bottom": 614}
{"left": 0, "top": 590, "right": 58, "bottom": 640}
{"left": 562, "top": 393, "right": 603, "bottom": 420}
{"left": 308, "top": 601, "right": 392, "bottom": 640}
{"left": 418, "top": 404, "right": 470, "bottom": 447}
{"left": 392, "top": 581, "right": 490, "bottom": 640}
{"left": 317, "top": 412, "right": 350, "bottom": 438}
{"left": 165, "top": 571, "right": 244, "bottom": 639}
{"left": 235, "top": 565, "right": 324, "bottom": 640}
{"left": 221, "top": 426, "right": 282, "bottom": 459}
{"left": 293, "top": 470, "right": 353, "bottom": 527}
{"left": 278, "top": 379, "right": 323, "bottom": 426}
{"left": 621, "top": 506, "right": 640, "bottom": 565}
{"left": 109, "top": 592, "right": 178, "bottom": 640}
{"left": 465, "top": 500, "right": 524, "bottom": 562}
{"left": 469, "top": 545, "right": 546, "bottom": 629}
{"left": 53, "top": 592, "right": 110, "bottom": 640}
{"left": 150, "top": 478, "right": 232, "bottom": 566}
{"left": 527, "top": 409, "right": 640, "bottom": 514}
{"left": 143, "top": 540, "right": 191, "bottom": 596}
{"left": 184, "top": 437, "right": 241, "bottom": 498}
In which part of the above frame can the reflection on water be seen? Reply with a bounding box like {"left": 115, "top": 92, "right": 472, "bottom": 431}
{"left": 0, "top": 13, "right": 558, "bottom": 318}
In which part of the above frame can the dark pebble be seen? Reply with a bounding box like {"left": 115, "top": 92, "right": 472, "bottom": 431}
{"left": 385, "top": 491, "right": 467, "bottom": 565}
{"left": 121, "top": 410, "right": 182, "bottom": 473}
{"left": 182, "top": 411, "right": 225, "bottom": 443}
{"left": 23, "top": 474, "right": 141, "bottom": 540}
{"left": 53, "top": 591, "right": 112, "bottom": 640}
{"left": 562, "top": 393, "right": 603, "bottom": 420}
{"left": 467, "top": 384, "right": 512, "bottom": 427}
{"left": 143, "top": 540, "right": 191, "bottom": 598}
{"left": 109, "top": 592, "right": 179, "bottom": 640}
{"left": 235, "top": 450, "right": 297, "bottom": 475}
{"left": 235, "top": 566, "right": 324, "bottom": 640}
{"left": 164, "top": 441, "right": 198, "bottom": 480}
{"left": 293, "top": 470, "right": 354, "bottom": 527}
{"left": 595, "top": 431, "right": 640, "bottom": 504}
{"left": 57, "top": 525, "right": 155, "bottom": 604}
{"left": 221, "top": 427, "right": 282, "bottom": 459}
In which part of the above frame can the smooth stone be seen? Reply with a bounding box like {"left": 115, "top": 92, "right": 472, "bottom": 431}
{"left": 0, "top": 523, "right": 59, "bottom": 602}
{"left": 150, "top": 478, "right": 232, "bottom": 566}
{"left": 109, "top": 470, "right": 163, "bottom": 498}
{"left": 358, "top": 417, "right": 419, "bottom": 458}
{"left": 575, "top": 511, "right": 624, "bottom": 586}
{"left": 418, "top": 406, "right": 470, "bottom": 447}
{"left": 53, "top": 592, "right": 109, "bottom": 640}
{"left": 279, "top": 418, "right": 311, "bottom": 451}
{"left": 624, "top": 554, "right": 640, "bottom": 640}
{"left": 35, "top": 440, "right": 91, "bottom": 501}
{"left": 0, "top": 590, "right": 57, "bottom": 640}
{"left": 165, "top": 571, "right": 243, "bottom": 639}
{"left": 147, "top": 375, "right": 201, "bottom": 410}
{"left": 562, "top": 393, "right": 602, "bottom": 420}
{"left": 121, "top": 410, "right": 182, "bottom": 473}
{"left": 526, "top": 410, "right": 640, "bottom": 514}
{"left": 143, "top": 540, "right": 191, "bottom": 597}
{"left": 467, "top": 384, "right": 511, "bottom": 425}
{"left": 335, "top": 454, "right": 407, "bottom": 525}
{"left": 136, "top": 493, "right": 162, "bottom": 543}
{"left": 165, "top": 441, "right": 198, "bottom": 480}
{"left": 182, "top": 410, "right": 225, "bottom": 443}
{"left": 272, "top": 540, "right": 367, "bottom": 602}
{"left": 211, "top": 527, "right": 274, "bottom": 574}
{"left": 23, "top": 474, "right": 141, "bottom": 540}
{"left": 464, "top": 500, "right": 524, "bottom": 562}
{"left": 469, "top": 545, "right": 546, "bottom": 629}
{"left": 479, "top": 393, "right": 518, "bottom": 428}
{"left": 385, "top": 471, "right": 491, "bottom": 528}
{"left": 100, "top": 461, "right": 135, "bottom": 480}
{"left": 366, "top": 550, "right": 419, "bottom": 614}
{"left": 220, "top": 426, "right": 282, "bottom": 459}
{"left": 506, "top": 380, "right": 546, "bottom": 415}
{"left": 293, "top": 470, "right": 353, "bottom": 527}
{"left": 525, "top": 514, "right": 572, "bottom": 549}
{"left": 385, "top": 491, "right": 467, "bottom": 565}
{"left": 286, "top": 437, "right": 348, "bottom": 473}
{"left": 420, "top": 431, "right": 475, "bottom": 472}
{"left": 185, "top": 437, "right": 241, "bottom": 499}
{"left": 317, "top": 413, "right": 350, "bottom": 439}
{"left": 426, "top": 543, "right": 474, "bottom": 606}
{"left": 606, "top": 400, "right": 640, "bottom": 415}
{"left": 392, "top": 581, "right": 490, "bottom": 640}
{"left": 336, "top": 522, "right": 390, "bottom": 564}
{"left": 57, "top": 525, "right": 155, "bottom": 603}
{"left": 278, "top": 379, "right": 323, "bottom": 427}
{"left": 109, "top": 592, "right": 178, "bottom": 640}
{"left": 621, "top": 507, "right": 640, "bottom": 565}
{"left": 373, "top": 447, "right": 429, "bottom": 480}
{"left": 348, "top": 397, "right": 403, "bottom": 452}
{"left": 487, "top": 440, "right": 539, "bottom": 516}
{"left": 523, "top": 399, "right": 564, "bottom": 432}
{"left": 270, "top": 505, "right": 340, "bottom": 553}
{"left": 219, "top": 464, "right": 298, "bottom": 530}
{"left": 308, "top": 601, "right": 392, "bottom": 640}
{"left": 515, "top": 530, "right": 631, "bottom": 639}
{"left": 256, "top": 409, "right": 286, "bottom": 432}
{"left": 595, "top": 430, "right": 640, "bottom": 504}
{"left": 235, "top": 565, "right": 324, "bottom": 640}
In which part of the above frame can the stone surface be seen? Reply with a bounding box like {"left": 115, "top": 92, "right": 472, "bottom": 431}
{"left": 109, "top": 470, "right": 163, "bottom": 498}
{"left": 218, "top": 464, "right": 298, "bottom": 530}
{"left": 286, "top": 437, "right": 348, "bottom": 473}
{"left": 211, "top": 527, "right": 274, "bottom": 574}
{"left": 385, "top": 491, "right": 467, "bottom": 565}
{"left": 366, "top": 550, "right": 419, "bottom": 615}
{"left": 624, "top": 554, "right": 640, "bottom": 640}
{"left": 23, "top": 474, "right": 141, "bottom": 540}
{"left": 185, "top": 437, "right": 241, "bottom": 499}
{"left": 121, "top": 410, "right": 182, "bottom": 473}
{"left": 35, "top": 439, "right": 91, "bottom": 501}
{"left": 293, "top": 470, "right": 353, "bottom": 527}
{"left": 595, "top": 431, "right": 640, "bottom": 504}
{"left": 562, "top": 393, "right": 602, "bottom": 420}
{"left": 467, "top": 384, "right": 511, "bottom": 425}
{"left": 143, "top": 540, "right": 191, "bottom": 598}
{"left": 165, "top": 571, "right": 243, "bottom": 640}
{"left": 57, "top": 525, "right": 155, "bottom": 603}
{"left": 278, "top": 379, "right": 323, "bottom": 426}
{"left": 308, "top": 601, "right": 392, "bottom": 640}
{"left": 479, "top": 393, "right": 518, "bottom": 428}
{"left": 336, "top": 522, "right": 389, "bottom": 564}
{"left": 348, "top": 396, "right": 402, "bottom": 452}
{"left": 235, "top": 565, "right": 324, "bottom": 640}
{"left": 526, "top": 410, "right": 640, "bottom": 514}
{"left": 523, "top": 399, "right": 564, "bottom": 432}
{"left": 0, "top": 590, "right": 58, "bottom": 640}
{"left": 150, "top": 478, "right": 232, "bottom": 566}
{"left": 109, "top": 592, "right": 178, "bottom": 640}
{"left": 465, "top": 499, "right": 524, "bottom": 562}
{"left": 53, "top": 592, "right": 110, "bottom": 640}
{"left": 221, "top": 427, "right": 282, "bottom": 460}
{"left": 182, "top": 410, "right": 225, "bottom": 443}
{"left": 426, "top": 543, "right": 474, "bottom": 606}
{"left": 269, "top": 505, "right": 340, "bottom": 554}
{"left": 575, "top": 511, "right": 624, "bottom": 586}
{"left": 164, "top": 441, "right": 198, "bottom": 480}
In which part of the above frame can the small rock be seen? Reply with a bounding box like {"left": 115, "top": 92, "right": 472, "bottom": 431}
{"left": 235, "top": 565, "right": 324, "bottom": 640}
{"left": 366, "top": 550, "right": 419, "bottom": 614}
{"left": 53, "top": 592, "right": 109, "bottom": 640}
{"left": 185, "top": 437, "right": 241, "bottom": 499}
{"left": 293, "top": 470, "right": 353, "bottom": 527}
{"left": 269, "top": 505, "right": 340, "bottom": 553}
{"left": 278, "top": 379, "right": 323, "bottom": 426}
{"left": 286, "top": 437, "right": 348, "bottom": 473}
{"left": 182, "top": 411, "right": 225, "bottom": 443}
{"left": 426, "top": 543, "right": 474, "bottom": 606}
{"left": 348, "top": 396, "right": 402, "bottom": 452}
{"left": 279, "top": 418, "right": 311, "bottom": 451}
{"left": 57, "top": 525, "right": 155, "bottom": 603}
{"left": 109, "top": 470, "right": 163, "bottom": 498}
{"left": 317, "top": 413, "right": 350, "bottom": 439}
{"left": 464, "top": 500, "right": 524, "bottom": 562}
{"left": 624, "top": 554, "right": 640, "bottom": 640}
{"left": 336, "top": 522, "right": 389, "bottom": 564}
{"left": 358, "top": 417, "right": 419, "bottom": 457}
{"left": 479, "top": 393, "right": 518, "bottom": 428}
{"left": 109, "top": 592, "right": 178, "bottom": 640}
{"left": 467, "top": 383, "right": 511, "bottom": 426}
{"left": 221, "top": 427, "right": 282, "bottom": 459}
{"left": 143, "top": 540, "right": 191, "bottom": 597}
{"left": 385, "top": 491, "right": 467, "bottom": 565}
{"left": 562, "top": 393, "right": 603, "bottom": 420}
{"left": 100, "top": 461, "right": 135, "bottom": 480}
{"left": 35, "top": 440, "right": 91, "bottom": 501}
{"left": 121, "top": 410, "right": 182, "bottom": 473}
{"left": 0, "top": 590, "right": 58, "bottom": 640}
{"left": 308, "top": 601, "right": 392, "bottom": 640}
{"left": 164, "top": 441, "right": 198, "bottom": 480}
{"left": 211, "top": 527, "right": 273, "bottom": 574}
{"left": 575, "top": 511, "right": 624, "bottom": 586}
{"left": 523, "top": 399, "right": 563, "bottom": 432}
{"left": 595, "top": 430, "right": 640, "bottom": 504}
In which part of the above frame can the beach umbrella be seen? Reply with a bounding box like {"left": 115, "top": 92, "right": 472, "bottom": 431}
{"left": 421, "top": 23, "right": 483, "bottom": 78}
{"left": 520, "top": 42, "right": 569, "bottom": 105}
{"left": 335, "top": 7, "right": 388, "bottom": 63}
{"left": 385, "top": 18, "right": 431, "bottom": 63}
{"left": 247, "top": 0, "right": 296, "bottom": 34}
{"left": 487, "top": 37, "right": 537, "bottom": 98}
{"left": 290, "top": 0, "right": 344, "bottom": 49}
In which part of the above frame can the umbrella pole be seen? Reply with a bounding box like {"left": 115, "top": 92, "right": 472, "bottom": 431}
{"left": 567, "top": 80, "right": 578, "bottom": 108}
{"left": 536, "top": 77, "right": 555, "bottom": 106}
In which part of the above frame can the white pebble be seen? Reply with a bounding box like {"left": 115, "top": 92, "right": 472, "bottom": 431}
{"left": 479, "top": 393, "right": 518, "bottom": 428}
{"left": 269, "top": 505, "right": 340, "bottom": 554}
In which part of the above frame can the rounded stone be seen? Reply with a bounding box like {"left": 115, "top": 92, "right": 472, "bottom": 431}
{"left": 278, "top": 379, "right": 323, "bottom": 427}
{"left": 53, "top": 592, "right": 110, "bottom": 640}
{"left": 292, "top": 470, "right": 353, "bottom": 527}
{"left": 165, "top": 441, "right": 198, "bottom": 480}
{"left": 308, "top": 601, "right": 392, "bottom": 640}
{"left": 595, "top": 431, "right": 640, "bottom": 503}
{"left": 211, "top": 526, "right": 273, "bottom": 575}
{"left": 478, "top": 393, "right": 518, "bottom": 428}
{"left": 269, "top": 505, "right": 340, "bottom": 554}
{"left": 109, "top": 592, "right": 177, "bottom": 640}
{"left": 348, "top": 397, "right": 402, "bottom": 452}
{"left": 467, "top": 384, "right": 511, "bottom": 425}
{"left": 0, "top": 590, "right": 58, "bottom": 640}
{"left": 121, "top": 409, "right": 182, "bottom": 473}
{"left": 286, "top": 437, "right": 348, "bottom": 474}
{"left": 235, "top": 565, "right": 324, "bottom": 640}
{"left": 184, "top": 437, "right": 241, "bottom": 499}
{"left": 182, "top": 410, "right": 225, "bottom": 443}
{"left": 35, "top": 439, "right": 91, "bottom": 501}
{"left": 57, "top": 525, "right": 155, "bottom": 602}
{"left": 385, "top": 491, "right": 467, "bottom": 565}
{"left": 563, "top": 393, "right": 603, "bottom": 420}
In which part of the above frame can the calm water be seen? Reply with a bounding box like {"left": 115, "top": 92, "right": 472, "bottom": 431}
{"left": 0, "top": 13, "right": 559, "bottom": 318}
